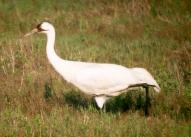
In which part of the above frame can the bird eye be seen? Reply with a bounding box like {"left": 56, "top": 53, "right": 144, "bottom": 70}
{"left": 36, "top": 23, "right": 46, "bottom": 32}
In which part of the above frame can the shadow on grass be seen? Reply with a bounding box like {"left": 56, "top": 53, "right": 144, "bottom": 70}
{"left": 44, "top": 85, "right": 191, "bottom": 120}
{"left": 62, "top": 90, "right": 150, "bottom": 113}
{"left": 106, "top": 92, "right": 149, "bottom": 113}
{"left": 63, "top": 91, "right": 92, "bottom": 109}
{"left": 43, "top": 82, "right": 150, "bottom": 114}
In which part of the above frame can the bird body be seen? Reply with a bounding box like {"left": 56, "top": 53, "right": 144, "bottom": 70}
{"left": 72, "top": 65, "right": 160, "bottom": 96}
{"left": 25, "top": 22, "right": 160, "bottom": 110}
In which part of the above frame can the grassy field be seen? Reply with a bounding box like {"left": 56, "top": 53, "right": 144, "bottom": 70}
{"left": 0, "top": 0, "right": 191, "bottom": 136}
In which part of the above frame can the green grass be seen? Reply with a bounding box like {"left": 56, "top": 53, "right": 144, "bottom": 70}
{"left": 0, "top": 107, "right": 190, "bottom": 137}
{"left": 0, "top": 0, "right": 191, "bottom": 136}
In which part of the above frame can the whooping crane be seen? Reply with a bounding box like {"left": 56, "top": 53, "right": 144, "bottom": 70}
{"left": 25, "top": 22, "right": 160, "bottom": 114}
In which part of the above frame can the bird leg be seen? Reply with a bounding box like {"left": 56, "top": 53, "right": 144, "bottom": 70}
{"left": 144, "top": 86, "right": 150, "bottom": 116}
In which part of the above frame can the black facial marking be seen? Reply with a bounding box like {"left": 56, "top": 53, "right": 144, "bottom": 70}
{"left": 36, "top": 23, "right": 46, "bottom": 32}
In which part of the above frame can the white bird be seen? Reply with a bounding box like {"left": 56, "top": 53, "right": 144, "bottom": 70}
{"left": 25, "top": 22, "right": 160, "bottom": 113}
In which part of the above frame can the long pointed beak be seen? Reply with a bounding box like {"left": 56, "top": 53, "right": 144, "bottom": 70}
{"left": 24, "top": 28, "right": 38, "bottom": 37}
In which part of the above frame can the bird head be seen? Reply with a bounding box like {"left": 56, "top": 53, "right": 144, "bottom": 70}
{"left": 24, "top": 21, "right": 54, "bottom": 37}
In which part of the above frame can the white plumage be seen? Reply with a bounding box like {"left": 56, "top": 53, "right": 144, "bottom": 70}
{"left": 25, "top": 22, "right": 160, "bottom": 110}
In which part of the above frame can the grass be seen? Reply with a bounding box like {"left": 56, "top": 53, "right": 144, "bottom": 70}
{"left": 0, "top": 107, "right": 190, "bottom": 137}
{"left": 0, "top": 0, "right": 191, "bottom": 136}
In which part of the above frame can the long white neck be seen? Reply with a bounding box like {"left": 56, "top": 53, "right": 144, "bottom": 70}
{"left": 46, "top": 29, "right": 68, "bottom": 76}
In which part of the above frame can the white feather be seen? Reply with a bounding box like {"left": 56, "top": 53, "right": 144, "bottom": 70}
{"left": 27, "top": 22, "right": 161, "bottom": 109}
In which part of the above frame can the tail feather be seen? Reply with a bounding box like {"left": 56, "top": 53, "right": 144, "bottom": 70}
{"left": 154, "top": 85, "right": 160, "bottom": 92}
{"left": 131, "top": 68, "right": 161, "bottom": 93}
{"left": 149, "top": 78, "right": 160, "bottom": 92}
{"left": 151, "top": 78, "right": 160, "bottom": 92}
{"left": 149, "top": 78, "right": 160, "bottom": 93}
